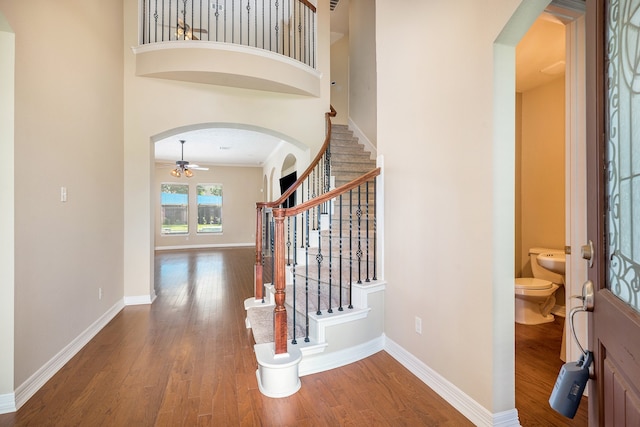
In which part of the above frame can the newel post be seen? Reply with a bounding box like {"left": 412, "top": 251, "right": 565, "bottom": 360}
{"left": 272, "top": 208, "right": 288, "bottom": 354}
{"left": 254, "top": 203, "right": 264, "bottom": 301}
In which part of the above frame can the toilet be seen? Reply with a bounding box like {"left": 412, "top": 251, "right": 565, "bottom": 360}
{"left": 515, "top": 247, "right": 564, "bottom": 325}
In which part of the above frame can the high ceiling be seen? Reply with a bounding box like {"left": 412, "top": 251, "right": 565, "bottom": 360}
{"left": 155, "top": 7, "right": 567, "bottom": 168}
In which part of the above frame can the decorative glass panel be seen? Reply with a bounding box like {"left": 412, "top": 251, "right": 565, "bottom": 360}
{"left": 606, "top": 0, "right": 640, "bottom": 312}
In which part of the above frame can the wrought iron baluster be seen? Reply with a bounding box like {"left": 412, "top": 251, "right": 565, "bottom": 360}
{"left": 328, "top": 199, "right": 333, "bottom": 313}
{"left": 291, "top": 214, "right": 298, "bottom": 344}
{"left": 357, "top": 185, "right": 362, "bottom": 284}
{"left": 339, "top": 193, "right": 344, "bottom": 311}
{"left": 304, "top": 208, "right": 310, "bottom": 342}
{"left": 246, "top": 0, "right": 250, "bottom": 46}
{"left": 373, "top": 177, "right": 378, "bottom": 280}
{"left": 316, "top": 214, "right": 322, "bottom": 315}
{"left": 348, "top": 189, "right": 353, "bottom": 309}
{"left": 286, "top": 216, "right": 291, "bottom": 266}
{"left": 365, "top": 180, "right": 370, "bottom": 282}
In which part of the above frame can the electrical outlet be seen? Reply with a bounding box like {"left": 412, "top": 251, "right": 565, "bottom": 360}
{"left": 99, "top": 288, "right": 103, "bottom": 300}
{"left": 415, "top": 316, "right": 422, "bottom": 334}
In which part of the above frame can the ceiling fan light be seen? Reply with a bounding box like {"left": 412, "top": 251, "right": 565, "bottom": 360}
{"left": 184, "top": 168, "right": 194, "bottom": 178}
{"left": 170, "top": 168, "right": 181, "bottom": 177}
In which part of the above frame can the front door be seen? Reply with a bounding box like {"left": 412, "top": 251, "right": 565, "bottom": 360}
{"left": 587, "top": 0, "right": 640, "bottom": 425}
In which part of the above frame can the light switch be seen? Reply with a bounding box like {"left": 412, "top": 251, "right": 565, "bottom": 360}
{"left": 61, "top": 186, "right": 67, "bottom": 202}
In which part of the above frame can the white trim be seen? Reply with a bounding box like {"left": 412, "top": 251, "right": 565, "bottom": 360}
{"left": 154, "top": 242, "right": 254, "bottom": 251}
{"left": 347, "top": 117, "right": 377, "bottom": 158}
{"left": 124, "top": 293, "right": 156, "bottom": 306}
{"left": 298, "top": 335, "right": 384, "bottom": 377}
{"left": 384, "top": 336, "right": 521, "bottom": 427}
{"left": 0, "top": 393, "right": 16, "bottom": 415}
{"left": 12, "top": 300, "right": 124, "bottom": 412}
{"left": 308, "top": 308, "right": 371, "bottom": 342}
{"left": 132, "top": 41, "right": 321, "bottom": 77}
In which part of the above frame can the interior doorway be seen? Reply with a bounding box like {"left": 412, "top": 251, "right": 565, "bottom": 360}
{"left": 513, "top": 1, "right": 587, "bottom": 423}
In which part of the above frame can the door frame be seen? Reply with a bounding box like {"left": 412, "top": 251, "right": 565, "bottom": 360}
{"left": 585, "top": 0, "right": 606, "bottom": 423}
{"left": 565, "top": 13, "right": 589, "bottom": 366}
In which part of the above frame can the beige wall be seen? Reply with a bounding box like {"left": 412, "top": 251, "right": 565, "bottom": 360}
{"left": 348, "top": 0, "right": 376, "bottom": 145}
{"left": 376, "top": 0, "right": 545, "bottom": 413}
{"left": 517, "top": 77, "right": 566, "bottom": 277}
{"left": 330, "top": 35, "right": 349, "bottom": 124}
{"left": 122, "top": 0, "right": 332, "bottom": 301}
{"left": 0, "top": 10, "right": 14, "bottom": 397}
{"left": 154, "top": 165, "right": 262, "bottom": 248}
{"left": 0, "top": 0, "right": 125, "bottom": 387}
{"left": 515, "top": 93, "right": 523, "bottom": 276}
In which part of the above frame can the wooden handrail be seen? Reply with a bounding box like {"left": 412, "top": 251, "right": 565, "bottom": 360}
{"left": 280, "top": 167, "right": 381, "bottom": 218}
{"left": 253, "top": 106, "right": 336, "bottom": 304}
{"left": 298, "top": 0, "right": 317, "bottom": 13}
{"left": 271, "top": 167, "right": 380, "bottom": 354}
{"left": 266, "top": 106, "right": 336, "bottom": 209}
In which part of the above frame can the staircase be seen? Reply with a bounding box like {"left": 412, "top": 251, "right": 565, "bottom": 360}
{"left": 245, "top": 124, "right": 385, "bottom": 397}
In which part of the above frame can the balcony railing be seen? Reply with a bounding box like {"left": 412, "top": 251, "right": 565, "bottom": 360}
{"left": 141, "top": 0, "right": 317, "bottom": 68}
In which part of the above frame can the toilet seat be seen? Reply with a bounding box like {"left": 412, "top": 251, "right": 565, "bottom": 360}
{"left": 515, "top": 277, "right": 553, "bottom": 290}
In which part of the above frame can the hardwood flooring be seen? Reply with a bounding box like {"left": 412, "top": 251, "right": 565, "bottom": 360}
{"left": 0, "top": 247, "right": 587, "bottom": 426}
{"left": 516, "top": 316, "right": 588, "bottom": 426}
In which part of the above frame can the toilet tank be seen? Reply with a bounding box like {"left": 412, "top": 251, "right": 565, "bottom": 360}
{"left": 529, "top": 247, "right": 564, "bottom": 284}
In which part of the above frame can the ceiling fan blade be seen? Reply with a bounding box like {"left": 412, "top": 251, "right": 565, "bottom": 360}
{"left": 191, "top": 28, "right": 208, "bottom": 34}
{"left": 189, "top": 164, "right": 209, "bottom": 170}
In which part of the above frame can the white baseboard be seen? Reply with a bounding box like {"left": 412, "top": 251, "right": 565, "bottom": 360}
{"left": 154, "top": 242, "right": 254, "bottom": 251}
{"left": 384, "top": 336, "right": 521, "bottom": 427}
{"left": 12, "top": 300, "right": 125, "bottom": 413}
{"left": 0, "top": 392, "right": 16, "bottom": 415}
{"left": 298, "top": 335, "right": 384, "bottom": 377}
{"left": 124, "top": 292, "right": 156, "bottom": 306}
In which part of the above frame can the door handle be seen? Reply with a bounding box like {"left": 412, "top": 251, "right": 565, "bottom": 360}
{"left": 574, "top": 280, "right": 594, "bottom": 312}
{"left": 581, "top": 240, "right": 594, "bottom": 268}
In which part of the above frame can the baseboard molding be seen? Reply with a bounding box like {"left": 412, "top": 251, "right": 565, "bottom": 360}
{"left": 347, "top": 117, "right": 377, "bottom": 159}
{"left": 0, "top": 392, "right": 16, "bottom": 415}
{"left": 124, "top": 292, "right": 156, "bottom": 306}
{"left": 298, "top": 335, "right": 384, "bottom": 377}
{"left": 154, "top": 242, "right": 254, "bottom": 251}
{"left": 12, "top": 300, "right": 125, "bottom": 413}
{"left": 384, "top": 336, "right": 521, "bottom": 427}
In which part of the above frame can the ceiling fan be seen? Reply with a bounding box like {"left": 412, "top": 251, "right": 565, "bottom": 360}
{"left": 169, "top": 140, "right": 208, "bottom": 178}
{"left": 174, "top": 17, "right": 208, "bottom": 40}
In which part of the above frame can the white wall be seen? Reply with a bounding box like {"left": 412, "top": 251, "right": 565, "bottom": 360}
{"left": 330, "top": 35, "right": 350, "bottom": 124}
{"left": 0, "top": 10, "right": 15, "bottom": 401}
{"left": 262, "top": 141, "right": 311, "bottom": 204}
{"left": 0, "top": 0, "right": 125, "bottom": 388}
{"left": 122, "top": 0, "right": 332, "bottom": 301}
{"left": 376, "top": 0, "right": 549, "bottom": 414}
{"left": 348, "top": 0, "right": 376, "bottom": 146}
{"left": 154, "top": 165, "right": 263, "bottom": 248}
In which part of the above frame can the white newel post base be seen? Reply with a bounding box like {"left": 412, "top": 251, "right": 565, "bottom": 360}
{"left": 255, "top": 342, "right": 302, "bottom": 398}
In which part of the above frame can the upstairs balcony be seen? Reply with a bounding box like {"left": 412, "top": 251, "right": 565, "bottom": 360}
{"left": 133, "top": 0, "right": 321, "bottom": 96}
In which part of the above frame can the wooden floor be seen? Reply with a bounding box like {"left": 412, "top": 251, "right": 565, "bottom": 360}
{"left": 516, "top": 316, "right": 588, "bottom": 426}
{"left": 0, "top": 248, "right": 587, "bottom": 426}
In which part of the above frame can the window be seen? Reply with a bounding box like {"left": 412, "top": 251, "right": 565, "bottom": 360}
{"left": 197, "top": 184, "right": 223, "bottom": 233}
{"left": 161, "top": 183, "right": 189, "bottom": 234}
